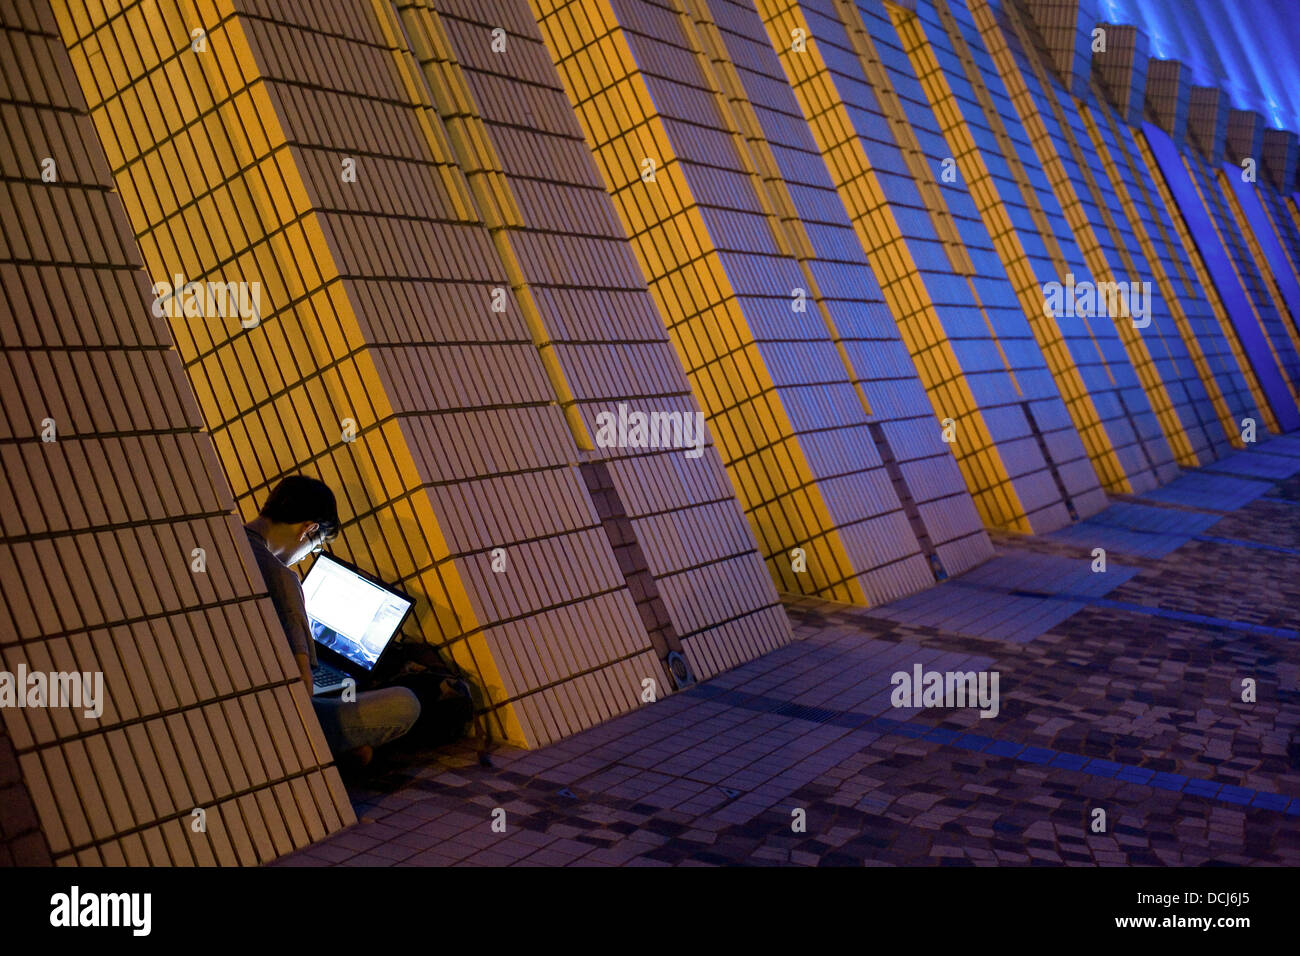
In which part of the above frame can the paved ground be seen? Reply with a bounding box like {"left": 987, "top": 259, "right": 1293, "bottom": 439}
{"left": 276, "top": 435, "right": 1300, "bottom": 866}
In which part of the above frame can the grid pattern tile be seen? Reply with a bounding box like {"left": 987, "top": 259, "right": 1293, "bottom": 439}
{"left": 1131, "top": 124, "right": 1281, "bottom": 435}
{"left": 531, "top": 0, "right": 993, "bottom": 604}
{"left": 974, "top": 0, "right": 1198, "bottom": 481}
{"left": 4, "top": 0, "right": 1299, "bottom": 866}
{"left": 696, "top": 0, "right": 994, "bottom": 581}
{"left": 1183, "top": 149, "right": 1300, "bottom": 411}
{"left": 757, "top": 0, "right": 1097, "bottom": 534}
{"left": 0, "top": 2, "right": 354, "bottom": 865}
{"left": 897, "top": 0, "right": 1171, "bottom": 498}
{"left": 52, "top": 0, "right": 782, "bottom": 750}
{"left": 383, "top": 0, "right": 791, "bottom": 681}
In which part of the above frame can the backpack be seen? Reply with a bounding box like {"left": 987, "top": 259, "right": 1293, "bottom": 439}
{"left": 371, "top": 642, "right": 477, "bottom": 747}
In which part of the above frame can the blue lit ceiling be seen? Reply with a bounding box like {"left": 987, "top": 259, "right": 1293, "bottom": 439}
{"left": 1093, "top": 0, "right": 1300, "bottom": 134}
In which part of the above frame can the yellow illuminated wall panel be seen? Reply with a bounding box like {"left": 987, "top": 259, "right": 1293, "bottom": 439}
{"left": 1129, "top": 128, "right": 1280, "bottom": 434}
{"left": 1255, "top": 188, "right": 1300, "bottom": 291}
{"left": 1215, "top": 172, "right": 1300, "bottom": 372}
{"left": 952, "top": 0, "right": 1251, "bottom": 456}
{"left": 1179, "top": 145, "right": 1300, "bottom": 411}
{"left": 1095, "top": 101, "right": 1260, "bottom": 448}
{"left": 694, "top": 0, "right": 993, "bottom": 579}
{"left": 1079, "top": 95, "right": 1237, "bottom": 458}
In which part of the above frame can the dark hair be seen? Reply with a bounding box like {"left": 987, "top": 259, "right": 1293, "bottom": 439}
{"left": 259, "top": 476, "right": 340, "bottom": 539}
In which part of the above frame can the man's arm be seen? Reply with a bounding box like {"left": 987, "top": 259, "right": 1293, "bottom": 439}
{"left": 246, "top": 528, "right": 319, "bottom": 693}
{"left": 266, "top": 563, "right": 318, "bottom": 690}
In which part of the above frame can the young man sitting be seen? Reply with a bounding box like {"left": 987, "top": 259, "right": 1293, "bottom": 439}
{"left": 244, "top": 475, "right": 419, "bottom": 768}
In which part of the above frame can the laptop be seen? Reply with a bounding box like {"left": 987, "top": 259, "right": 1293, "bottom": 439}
{"left": 302, "top": 554, "right": 414, "bottom": 695}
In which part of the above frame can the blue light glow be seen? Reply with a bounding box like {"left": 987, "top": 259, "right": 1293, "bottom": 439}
{"left": 1076, "top": 0, "right": 1300, "bottom": 135}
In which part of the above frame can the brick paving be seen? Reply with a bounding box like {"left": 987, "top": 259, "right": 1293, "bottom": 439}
{"left": 276, "top": 435, "right": 1300, "bottom": 866}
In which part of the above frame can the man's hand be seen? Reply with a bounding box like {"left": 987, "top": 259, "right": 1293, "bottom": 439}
{"left": 296, "top": 653, "right": 314, "bottom": 693}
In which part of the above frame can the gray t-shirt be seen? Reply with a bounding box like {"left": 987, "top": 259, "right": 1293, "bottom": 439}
{"left": 245, "top": 527, "right": 317, "bottom": 668}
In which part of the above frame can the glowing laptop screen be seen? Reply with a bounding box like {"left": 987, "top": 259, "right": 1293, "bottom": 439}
{"left": 302, "top": 555, "right": 411, "bottom": 670}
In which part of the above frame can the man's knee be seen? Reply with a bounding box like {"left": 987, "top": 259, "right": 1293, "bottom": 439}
{"left": 318, "top": 686, "right": 422, "bottom": 754}
{"left": 360, "top": 685, "right": 421, "bottom": 740}
{"left": 387, "top": 685, "right": 421, "bottom": 734}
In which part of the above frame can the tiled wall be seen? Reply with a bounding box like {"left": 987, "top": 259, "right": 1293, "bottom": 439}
{"left": 1003, "top": 0, "right": 1300, "bottom": 443}
{"left": 1255, "top": 189, "right": 1300, "bottom": 289}
{"left": 1183, "top": 149, "right": 1300, "bottom": 409}
{"left": 531, "top": 0, "right": 993, "bottom": 602}
{"left": 1097, "top": 101, "right": 1256, "bottom": 450}
{"left": 1077, "top": 92, "right": 1227, "bottom": 464}
{"left": 980, "top": 0, "right": 1300, "bottom": 448}
{"left": 897, "top": 0, "right": 1172, "bottom": 494}
{"left": 697, "top": 0, "right": 993, "bottom": 581}
{"left": 1013, "top": 0, "right": 1095, "bottom": 99}
{"left": 983, "top": 2, "right": 1237, "bottom": 467}
{"left": 0, "top": 2, "right": 353, "bottom": 865}
{"left": 971, "top": 0, "right": 1182, "bottom": 485}
{"left": 52, "top": 0, "right": 793, "bottom": 751}
{"left": 758, "top": 0, "right": 1104, "bottom": 533}
{"left": 1132, "top": 122, "right": 1282, "bottom": 434}
{"left": 382, "top": 0, "right": 792, "bottom": 681}
{"left": 1039, "top": 84, "right": 1223, "bottom": 468}
{"left": 3, "top": 0, "right": 1300, "bottom": 864}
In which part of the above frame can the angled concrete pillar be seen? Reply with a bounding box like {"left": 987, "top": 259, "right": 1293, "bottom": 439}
{"left": 1225, "top": 109, "right": 1265, "bottom": 175}
{"left": 1091, "top": 22, "right": 1147, "bottom": 126}
{"left": 1144, "top": 58, "right": 1190, "bottom": 144}
{"left": 759, "top": 0, "right": 1107, "bottom": 532}
{"left": 1014, "top": 0, "right": 1101, "bottom": 100}
{"left": 1144, "top": 124, "right": 1300, "bottom": 432}
{"left": 531, "top": 0, "right": 996, "bottom": 596}
{"left": 1, "top": 4, "right": 355, "bottom": 865}
{"left": 54, "top": 0, "right": 793, "bottom": 750}
{"left": 1261, "top": 128, "right": 1298, "bottom": 193}
{"left": 944, "top": 0, "right": 1242, "bottom": 463}
{"left": 1187, "top": 86, "right": 1229, "bottom": 163}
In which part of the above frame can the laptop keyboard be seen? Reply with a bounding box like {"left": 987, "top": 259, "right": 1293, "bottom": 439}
{"left": 311, "top": 662, "right": 349, "bottom": 689}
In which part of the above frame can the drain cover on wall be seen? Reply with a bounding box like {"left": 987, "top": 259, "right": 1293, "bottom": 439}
{"left": 667, "top": 651, "right": 696, "bottom": 689}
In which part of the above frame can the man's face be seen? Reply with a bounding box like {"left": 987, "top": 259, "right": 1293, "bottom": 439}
{"left": 284, "top": 521, "right": 327, "bottom": 566}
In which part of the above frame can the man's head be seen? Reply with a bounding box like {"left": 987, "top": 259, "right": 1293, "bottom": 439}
{"left": 255, "top": 475, "right": 340, "bottom": 565}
